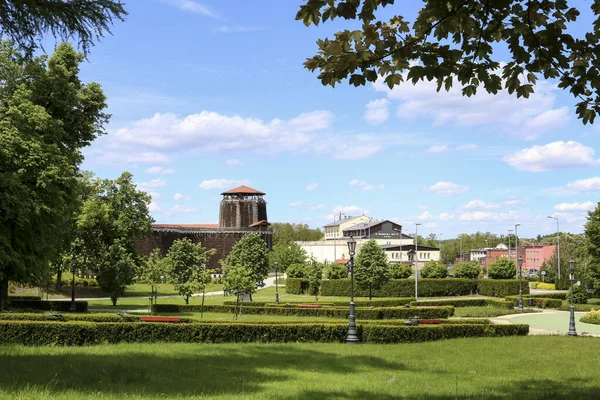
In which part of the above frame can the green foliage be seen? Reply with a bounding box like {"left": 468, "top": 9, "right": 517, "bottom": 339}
{"left": 297, "top": 1, "right": 600, "bottom": 124}
{"left": 586, "top": 203, "right": 600, "bottom": 296}
{"left": 325, "top": 263, "right": 348, "bottom": 279}
{"left": 286, "top": 263, "right": 309, "bottom": 278}
{"left": 580, "top": 309, "right": 600, "bottom": 325}
{"left": 354, "top": 239, "right": 390, "bottom": 299}
{"left": 0, "top": 312, "right": 129, "bottom": 323}
{"left": 388, "top": 263, "right": 412, "bottom": 279}
{"left": 540, "top": 233, "right": 587, "bottom": 289}
{"left": 505, "top": 296, "right": 562, "bottom": 309}
{"left": 139, "top": 249, "right": 168, "bottom": 287}
{"left": 6, "top": 300, "right": 88, "bottom": 312}
{"left": 487, "top": 259, "right": 516, "bottom": 280}
{"left": 307, "top": 261, "right": 323, "bottom": 300}
{"left": 285, "top": 278, "right": 309, "bottom": 294}
{"left": 477, "top": 280, "right": 529, "bottom": 298}
{"left": 453, "top": 261, "right": 481, "bottom": 279}
{"left": 321, "top": 278, "right": 477, "bottom": 298}
{"left": 0, "top": 42, "right": 109, "bottom": 310}
{"left": 270, "top": 242, "right": 307, "bottom": 273}
{"left": 166, "top": 239, "right": 214, "bottom": 305}
{"left": 410, "top": 299, "right": 513, "bottom": 309}
{"left": 270, "top": 222, "right": 323, "bottom": 246}
{"left": 420, "top": 261, "right": 448, "bottom": 278}
{"left": 568, "top": 284, "right": 589, "bottom": 304}
{"left": 225, "top": 233, "right": 270, "bottom": 289}
{"left": 95, "top": 240, "right": 136, "bottom": 306}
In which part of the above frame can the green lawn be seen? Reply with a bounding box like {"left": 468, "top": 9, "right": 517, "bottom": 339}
{"left": 505, "top": 311, "right": 600, "bottom": 335}
{"left": 157, "top": 311, "right": 347, "bottom": 322}
{"left": 453, "top": 306, "right": 540, "bottom": 318}
{"left": 0, "top": 336, "right": 598, "bottom": 399}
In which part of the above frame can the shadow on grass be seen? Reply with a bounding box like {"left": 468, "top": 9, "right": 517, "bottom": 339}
{"left": 0, "top": 345, "right": 404, "bottom": 397}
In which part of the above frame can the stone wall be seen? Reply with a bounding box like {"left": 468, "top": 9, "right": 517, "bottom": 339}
{"left": 218, "top": 198, "right": 267, "bottom": 228}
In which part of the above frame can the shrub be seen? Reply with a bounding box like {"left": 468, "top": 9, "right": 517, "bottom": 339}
{"left": 453, "top": 262, "right": 481, "bottom": 279}
{"left": 531, "top": 282, "right": 556, "bottom": 290}
{"left": 410, "top": 299, "right": 513, "bottom": 309}
{"left": 223, "top": 298, "right": 415, "bottom": 308}
{"left": 521, "top": 292, "right": 568, "bottom": 300}
{"left": 420, "top": 261, "right": 448, "bottom": 278}
{"left": 505, "top": 296, "right": 563, "bottom": 309}
{"left": 0, "top": 312, "right": 133, "bottom": 323}
{"left": 487, "top": 259, "right": 516, "bottom": 280}
{"left": 580, "top": 309, "right": 600, "bottom": 325}
{"left": 568, "top": 285, "right": 589, "bottom": 304}
{"left": 0, "top": 320, "right": 527, "bottom": 345}
{"left": 286, "top": 263, "right": 309, "bottom": 278}
{"left": 7, "top": 300, "right": 88, "bottom": 312}
{"left": 325, "top": 263, "right": 348, "bottom": 279}
{"left": 320, "top": 278, "right": 477, "bottom": 297}
{"left": 388, "top": 263, "right": 412, "bottom": 279}
{"left": 8, "top": 296, "right": 42, "bottom": 301}
{"left": 285, "top": 278, "right": 309, "bottom": 294}
{"left": 477, "top": 279, "right": 529, "bottom": 297}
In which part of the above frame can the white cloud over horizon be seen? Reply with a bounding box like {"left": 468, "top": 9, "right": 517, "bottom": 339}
{"left": 504, "top": 141, "right": 599, "bottom": 172}
{"left": 199, "top": 178, "right": 251, "bottom": 190}
{"left": 427, "top": 181, "right": 469, "bottom": 196}
{"left": 554, "top": 201, "right": 595, "bottom": 211}
{"left": 364, "top": 98, "right": 390, "bottom": 125}
{"left": 349, "top": 179, "right": 384, "bottom": 191}
{"left": 565, "top": 177, "right": 600, "bottom": 192}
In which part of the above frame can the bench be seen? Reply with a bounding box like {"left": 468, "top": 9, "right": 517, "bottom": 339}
{"left": 140, "top": 316, "right": 181, "bottom": 323}
{"left": 297, "top": 304, "right": 319, "bottom": 308}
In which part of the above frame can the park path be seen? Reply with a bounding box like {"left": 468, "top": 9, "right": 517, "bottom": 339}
{"left": 491, "top": 310, "right": 600, "bottom": 337}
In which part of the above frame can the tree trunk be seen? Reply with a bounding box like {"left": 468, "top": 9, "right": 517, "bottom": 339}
{"left": 201, "top": 288, "right": 206, "bottom": 319}
{"left": 111, "top": 295, "right": 117, "bottom": 306}
{"left": 0, "top": 276, "right": 8, "bottom": 312}
{"left": 185, "top": 295, "right": 189, "bottom": 305}
{"left": 235, "top": 293, "right": 240, "bottom": 320}
{"left": 369, "top": 286, "right": 372, "bottom": 300}
{"left": 56, "top": 268, "right": 62, "bottom": 290}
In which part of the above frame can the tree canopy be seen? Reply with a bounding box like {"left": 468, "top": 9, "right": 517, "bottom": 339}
{"left": 354, "top": 239, "right": 390, "bottom": 299}
{"left": 271, "top": 222, "right": 323, "bottom": 245}
{"left": 297, "top": 0, "right": 600, "bottom": 124}
{"left": 166, "top": 238, "right": 215, "bottom": 305}
{"left": 225, "top": 233, "right": 270, "bottom": 289}
{"left": 487, "top": 258, "right": 516, "bottom": 279}
{"left": 420, "top": 261, "right": 448, "bottom": 278}
{"left": 270, "top": 242, "right": 307, "bottom": 273}
{"left": 585, "top": 203, "right": 600, "bottom": 296}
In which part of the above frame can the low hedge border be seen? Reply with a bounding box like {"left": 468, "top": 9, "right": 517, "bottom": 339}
{"left": 410, "top": 299, "right": 513, "bottom": 309}
{"left": 580, "top": 309, "right": 600, "bottom": 325}
{"left": 477, "top": 280, "right": 530, "bottom": 298}
{"left": 0, "top": 320, "right": 527, "bottom": 345}
{"left": 519, "top": 293, "right": 568, "bottom": 300}
{"left": 7, "top": 300, "right": 88, "bottom": 313}
{"left": 505, "top": 296, "right": 563, "bottom": 309}
{"left": 8, "top": 296, "right": 42, "bottom": 301}
{"left": 285, "top": 278, "right": 309, "bottom": 294}
{"left": 320, "top": 279, "right": 478, "bottom": 297}
{"left": 153, "top": 304, "right": 455, "bottom": 319}
{"left": 223, "top": 298, "right": 416, "bottom": 308}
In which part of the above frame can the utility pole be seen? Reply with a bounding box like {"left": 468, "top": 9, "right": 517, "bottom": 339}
{"left": 415, "top": 223, "right": 422, "bottom": 300}
{"left": 548, "top": 216, "right": 560, "bottom": 282}
{"left": 508, "top": 229, "right": 513, "bottom": 262}
{"left": 515, "top": 223, "right": 520, "bottom": 279}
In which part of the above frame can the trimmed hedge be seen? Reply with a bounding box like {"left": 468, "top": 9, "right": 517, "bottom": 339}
{"left": 410, "top": 299, "right": 513, "bottom": 309}
{"left": 580, "top": 309, "right": 600, "bottom": 325}
{"left": 477, "top": 280, "right": 530, "bottom": 298}
{"left": 285, "top": 278, "right": 309, "bottom": 294}
{"left": 8, "top": 296, "right": 42, "bottom": 301}
{"left": 223, "top": 298, "right": 415, "bottom": 308}
{"left": 320, "top": 279, "right": 477, "bottom": 297}
{"left": 7, "top": 300, "right": 88, "bottom": 312}
{"left": 0, "top": 320, "right": 528, "bottom": 345}
{"left": 504, "top": 296, "right": 562, "bottom": 309}
{"left": 0, "top": 312, "right": 135, "bottom": 323}
{"left": 153, "top": 304, "right": 454, "bottom": 319}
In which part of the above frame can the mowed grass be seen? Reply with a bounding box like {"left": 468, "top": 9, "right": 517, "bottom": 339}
{"left": 453, "top": 306, "right": 540, "bottom": 318}
{"left": 156, "top": 311, "right": 347, "bottom": 322}
{"left": 0, "top": 336, "right": 599, "bottom": 399}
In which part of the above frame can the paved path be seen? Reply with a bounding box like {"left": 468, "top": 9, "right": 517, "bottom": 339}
{"left": 492, "top": 310, "right": 600, "bottom": 337}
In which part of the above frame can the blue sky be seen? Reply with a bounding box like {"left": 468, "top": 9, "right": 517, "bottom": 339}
{"left": 78, "top": 0, "right": 600, "bottom": 238}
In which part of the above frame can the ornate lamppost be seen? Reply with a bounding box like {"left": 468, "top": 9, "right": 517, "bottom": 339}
{"left": 517, "top": 256, "right": 524, "bottom": 312}
{"left": 346, "top": 236, "right": 359, "bottom": 343}
{"left": 568, "top": 258, "right": 577, "bottom": 336}
{"left": 70, "top": 245, "right": 78, "bottom": 312}
{"left": 274, "top": 261, "right": 280, "bottom": 305}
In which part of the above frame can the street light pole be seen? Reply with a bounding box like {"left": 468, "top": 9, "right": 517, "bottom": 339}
{"left": 274, "top": 262, "right": 279, "bottom": 305}
{"left": 70, "top": 245, "right": 77, "bottom": 312}
{"left": 415, "top": 223, "right": 422, "bottom": 301}
{"left": 568, "top": 258, "right": 577, "bottom": 336}
{"left": 518, "top": 256, "right": 524, "bottom": 312}
{"left": 515, "top": 223, "right": 520, "bottom": 279}
{"left": 460, "top": 236, "right": 463, "bottom": 262}
{"left": 346, "top": 236, "right": 359, "bottom": 343}
{"left": 548, "top": 216, "right": 560, "bottom": 283}
{"left": 485, "top": 239, "right": 489, "bottom": 274}
{"left": 508, "top": 229, "right": 512, "bottom": 262}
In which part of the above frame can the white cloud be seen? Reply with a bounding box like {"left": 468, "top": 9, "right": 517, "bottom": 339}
{"left": 310, "top": 204, "right": 325, "bottom": 210}
{"left": 332, "top": 205, "right": 367, "bottom": 216}
{"left": 424, "top": 222, "right": 438, "bottom": 228}
{"left": 173, "top": 193, "right": 191, "bottom": 201}
{"left": 88, "top": 151, "right": 171, "bottom": 166}
{"left": 149, "top": 201, "right": 162, "bottom": 213}
{"left": 439, "top": 213, "right": 455, "bottom": 221}
{"left": 550, "top": 212, "right": 587, "bottom": 224}
{"left": 565, "top": 177, "right": 600, "bottom": 192}
{"left": 417, "top": 211, "right": 434, "bottom": 220}
{"left": 462, "top": 200, "right": 501, "bottom": 210}
{"left": 289, "top": 201, "right": 302, "bottom": 207}
{"left": 306, "top": 183, "right": 319, "bottom": 191}
{"left": 146, "top": 166, "right": 174, "bottom": 175}
{"left": 426, "top": 145, "right": 448, "bottom": 153}
{"left": 162, "top": 0, "right": 217, "bottom": 17}
{"left": 427, "top": 181, "right": 469, "bottom": 196}
{"left": 217, "top": 25, "right": 265, "bottom": 33}
{"left": 226, "top": 159, "right": 243, "bottom": 166}
{"left": 373, "top": 76, "right": 567, "bottom": 139}
{"left": 504, "top": 141, "right": 600, "bottom": 172}
{"left": 165, "top": 205, "right": 197, "bottom": 215}
{"left": 364, "top": 98, "right": 390, "bottom": 125}
{"left": 554, "top": 201, "right": 595, "bottom": 211}
{"left": 349, "top": 179, "right": 384, "bottom": 191}
{"left": 199, "top": 178, "right": 251, "bottom": 190}
{"left": 137, "top": 179, "right": 168, "bottom": 190}
{"left": 459, "top": 211, "right": 497, "bottom": 221}
{"left": 148, "top": 191, "right": 161, "bottom": 200}
{"left": 456, "top": 144, "right": 477, "bottom": 151}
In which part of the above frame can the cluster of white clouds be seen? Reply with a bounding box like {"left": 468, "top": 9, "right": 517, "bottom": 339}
{"left": 427, "top": 181, "right": 469, "bottom": 196}
{"left": 426, "top": 144, "right": 478, "bottom": 154}
{"left": 146, "top": 166, "right": 174, "bottom": 175}
{"left": 306, "top": 183, "right": 319, "bottom": 191}
{"left": 565, "top": 177, "right": 600, "bottom": 192}
{"left": 199, "top": 178, "right": 251, "bottom": 190}
{"left": 349, "top": 179, "right": 384, "bottom": 191}
{"left": 504, "top": 141, "right": 599, "bottom": 172}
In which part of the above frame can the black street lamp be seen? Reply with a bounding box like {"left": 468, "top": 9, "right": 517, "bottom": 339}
{"left": 568, "top": 258, "right": 577, "bottom": 336}
{"left": 70, "top": 246, "right": 77, "bottom": 312}
{"left": 274, "top": 261, "right": 280, "bottom": 305}
{"left": 346, "top": 236, "right": 359, "bottom": 343}
{"left": 517, "top": 256, "right": 524, "bottom": 312}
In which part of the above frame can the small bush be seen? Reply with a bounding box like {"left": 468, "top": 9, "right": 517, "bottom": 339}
{"left": 223, "top": 298, "right": 415, "bottom": 308}
{"left": 325, "top": 263, "right": 348, "bottom": 279}
{"left": 286, "top": 264, "right": 309, "bottom": 278}
{"left": 8, "top": 296, "right": 42, "bottom": 301}
{"left": 321, "top": 278, "right": 477, "bottom": 297}
{"left": 410, "top": 299, "right": 513, "bottom": 309}
{"left": 420, "top": 261, "right": 448, "bottom": 278}
{"left": 0, "top": 312, "right": 134, "bottom": 323}
{"left": 532, "top": 282, "right": 556, "bottom": 290}
{"left": 505, "top": 296, "right": 562, "bottom": 309}
{"left": 580, "top": 309, "right": 600, "bottom": 325}
{"left": 453, "top": 262, "right": 481, "bottom": 279}
{"left": 285, "top": 278, "right": 309, "bottom": 294}
{"left": 7, "top": 300, "right": 88, "bottom": 312}
{"left": 477, "top": 280, "right": 529, "bottom": 297}
{"left": 568, "top": 285, "right": 589, "bottom": 304}
{"left": 487, "top": 259, "right": 516, "bottom": 280}
{"left": 388, "top": 263, "right": 412, "bottom": 279}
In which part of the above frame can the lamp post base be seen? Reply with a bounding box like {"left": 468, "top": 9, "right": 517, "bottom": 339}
{"left": 568, "top": 305, "right": 577, "bottom": 336}
{"left": 275, "top": 292, "right": 280, "bottom": 305}
{"left": 69, "top": 302, "right": 77, "bottom": 312}
{"left": 346, "top": 301, "right": 360, "bottom": 343}
{"left": 517, "top": 285, "right": 524, "bottom": 312}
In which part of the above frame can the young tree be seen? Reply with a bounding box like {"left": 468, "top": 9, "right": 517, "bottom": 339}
{"left": 307, "top": 261, "right": 323, "bottom": 300}
{"left": 388, "top": 263, "right": 412, "bottom": 279}
{"left": 354, "top": 239, "right": 390, "bottom": 300}
{"left": 298, "top": 1, "right": 600, "bottom": 124}
{"left": 139, "top": 249, "right": 168, "bottom": 310}
{"left": 540, "top": 233, "right": 588, "bottom": 289}
{"left": 225, "top": 233, "right": 270, "bottom": 290}
{"left": 166, "top": 238, "right": 215, "bottom": 306}
{"left": 585, "top": 203, "right": 600, "bottom": 296}
{"left": 271, "top": 222, "right": 323, "bottom": 245}
{"left": 453, "top": 261, "right": 482, "bottom": 279}
{"left": 0, "top": 0, "right": 126, "bottom": 56}
{"left": 488, "top": 259, "right": 516, "bottom": 280}
{"left": 325, "top": 263, "right": 348, "bottom": 279}
{"left": 0, "top": 42, "right": 109, "bottom": 311}
{"left": 95, "top": 240, "right": 136, "bottom": 306}
{"left": 286, "top": 263, "right": 310, "bottom": 278}
{"left": 223, "top": 263, "right": 255, "bottom": 319}
{"left": 420, "top": 261, "right": 448, "bottom": 278}
{"left": 270, "top": 242, "right": 307, "bottom": 273}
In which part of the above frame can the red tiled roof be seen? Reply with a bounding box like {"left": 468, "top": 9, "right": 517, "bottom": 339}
{"left": 153, "top": 224, "right": 219, "bottom": 229}
{"left": 221, "top": 185, "right": 265, "bottom": 195}
{"left": 249, "top": 220, "right": 270, "bottom": 227}
{"left": 335, "top": 259, "right": 349, "bottom": 264}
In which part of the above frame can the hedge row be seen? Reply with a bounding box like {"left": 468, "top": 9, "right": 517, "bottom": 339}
{"left": 224, "top": 298, "right": 415, "bottom": 308}
{"left": 410, "top": 299, "right": 513, "bottom": 309}
{"left": 0, "top": 313, "right": 144, "bottom": 323}
{"left": 477, "top": 280, "right": 530, "bottom": 298}
{"left": 520, "top": 292, "right": 568, "bottom": 300}
{"left": 504, "top": 296, "right": 563, "bottom": 309}
{"left": 7, "top": 300, "right": 88, "bottom": 312}
{"left": 0, "top": 321, "right": 528, "bottom": 345}
{"left": 153, "top": 304, "right": 454, "bottom": 319}
{"left": 319, "top": 279, "right": 477, "bottom": 297}
{"left": 285, "top": 278, "right": 309, "bottom": 294}
{"left": 8, "top": 296, "right": 42, "bottom": 301}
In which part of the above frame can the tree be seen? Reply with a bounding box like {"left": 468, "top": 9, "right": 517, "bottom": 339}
{"left": 488, "top": 258, "right": 516, "bottom": 280}
{"left": 270, "top": 242, "right": 307, "bottom": 273}
{"left": 585, "top": 203, "right": 600, "bottom": 296}
{"left": 95, "top": 240, "right": 135, "bottom": 306}
{"left": 354, "top": 239, "right": 390, "bottom": 299}
{"left": 223, "top": 263, "right": 255, "bottom": 319}
{"left": 0, "top": 42, "right": 109, "bottom": 311}
{"left": 420, "top": 261, "right": 448, "bottom": 278}
{"left": 307, "top": 261, "right": 323, "bottom": 300}
{"left": 298, "top": 1, "right": 600, "bottom": 124}
{"left": 453, "top": 261, "right": 481, "bottom": 279}
{"left": 271, "top": 222, "right": 323, "bottom": 245}
{"left": 166, "top": 238, "right": 214, "bottom": 305}
{"left": 388, "top": 263, "right": 412, "bottom": 279}
{"left": 325, "top": 263, "right": 348, "bottom": 279}
{"left": 0, "top": 0, "right": 126, "bottom": 56}
{"left": 286, "top": 263, "right": 309, "bottom": 278}
{"left": 139, "top": 248, "right": 168, "bottom": 310}
{"left": 540, "top": 233, "right": 587, "bottom": 289}
{"left": 225, "top": 233, "right": 270, "bottom": 290}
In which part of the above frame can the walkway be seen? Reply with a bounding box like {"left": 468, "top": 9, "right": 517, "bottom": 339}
{"left": 492, "top": 310, "right": 600, "bottom": 337}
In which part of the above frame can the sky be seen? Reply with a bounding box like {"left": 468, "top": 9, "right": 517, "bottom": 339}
{"left": 76, "top": 0, "right": 600, "bottom": 239}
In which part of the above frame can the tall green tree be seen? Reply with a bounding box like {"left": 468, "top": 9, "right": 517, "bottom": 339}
{"left": 0, "top": 0, "right": 126, "bottom": 56}
{"left": 420, "top": 261, "right": 448, "bottom": 278}
{"left": 271, "top": 222, "right": 323, "bottom": 245}
{"left": 95, "top": 239, "right": 136, "bottom": 306}
{"left": 585, "top": 203, "right": 600, "bottom": 296}
{"left": 540, "top": 233, "right": 587, "bottom": 289}
{"left": 138, "top": 248, "right": 169, "bottom": 310}
{"left": 487, "top": 258, "right": 516, "bottom": 280}
{"left": 298, "top": 0, "right": 600, "bottom": 124}
{"left": 0, "top": 42, "right": 108, "bottom": 311}
{"left": 270, "top": 242, "right": 307, "bottom": 273}
{"left": 166, "top": 238, "right": 215, "bottom": 305}
{"left": 225, "top": 233, "right": 270, "bottom": 290}
{"left": 307, "top": 260, "right": 323, "bottom": 300}
{"left": 222, "top": 263, "right": 255, "bottom": 319}
{"left": 354, "top": 239, "right": 389, "bottom": 300}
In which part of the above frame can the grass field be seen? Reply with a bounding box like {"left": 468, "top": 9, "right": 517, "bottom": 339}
{"left": 453, "top": 306, "right": 539, "bottom": 318}
{"left": 0, "top": 336, "right": 598, "bottom": 399}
